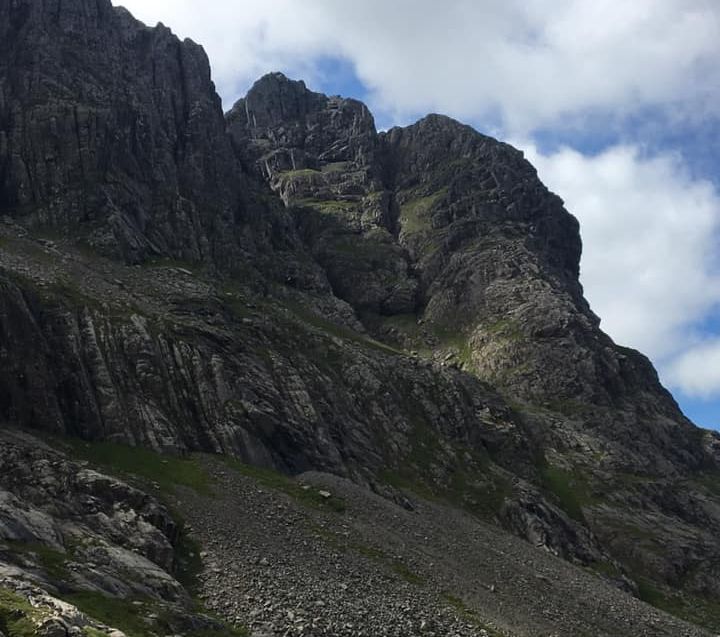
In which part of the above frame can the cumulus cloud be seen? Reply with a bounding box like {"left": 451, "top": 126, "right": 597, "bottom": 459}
{"left": 521, "top": 142, "right": 720, "bottom": 392}
{"left": 113, "top": 0, "right": 720, "bottom": 132}
{"left": 667, "top": 340, "right": 720, "bottom": 397}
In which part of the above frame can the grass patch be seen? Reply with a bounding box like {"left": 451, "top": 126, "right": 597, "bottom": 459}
{"left": 391, "top": 561, "right": 425, "bottom": 586}
{"left": 636, "top": 578, "right": 667, "bottom": 608}
{"left": 381, "top": 312, "right": 422, "bottom": 334}
{"left": 173, "top": 523, "right": 204, "bottom": 591}
{"left": 327, "top": 236, "right": 395, "bottom": 262}
{"left": 691, "top": 470, "right": 720, "bottom": 497}
{"left": 35, "top": 438, "right": 248, "bottom": 635}
{"left": 441, "top": 593, "right": 503, "bottom": 636}
{"left": 632, "top": 578, "right": 720, "bottom": 630}
{"left": 321, "top": 162, "right": 349, "bottom": 173}
{"left": 540, "top": 465, "right": 593, "bottom": 522}
{"left": 483, "top": 318, "right": 524, "bottom": 342}
{"left": 380, "top": 418, "right": 510, "bottom": 521}
{"left": 66, "top": 439, "right": 213, "bottom": 496}
{"left": 399, "top": 189, "right": 447, "bottom": 235}
{"left": 4, "top": 541, "right": 70, "bottom": 580}
{"left": 63, "top": 592, "right": 152, "bottom": 637}
{"left": 379, "top": 421, "right": 444, "bottom": 501}
{"left": 295, "top": 198, "right": 358, "bottom": 216}
{"left": 37, "top": 279, "right": 101, "bottom": 311}
{"left": 0, "top": 587, "right": 48, "bottom": 637}
{"left": 352, "top": 543, "right": 385, "bottom": 561}
{"left": 586, "top": 560, "right": 622, "bottom": 579}
{"left": 222, "top": 457, "right": 346, "bottom": 513}
{"left": 65, "top": 592, "right": 249, "bottom": 637}
{"left": 602, "top": 574, "right": 720, "bottom": 632}
{"left": 447, "top": 468, "right": 512, "bottom": 520}
{"left": 278, "top": 168, "right": 321, "bottom": 180}
{"left": 286, "top": 301, "right": 402, "bottom": 356}
{"left": 142, "top": 257, "right": 199, "bottom": 273}
{"left": 541, "top": 398, "right": 589, "bottom": 417}
{"left": 379, "top": 468, "right": 438, "bottom": 501}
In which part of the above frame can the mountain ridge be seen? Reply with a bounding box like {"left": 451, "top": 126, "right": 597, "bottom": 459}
{"left": 1, "top": 1, "right": 720, "bottom": 635}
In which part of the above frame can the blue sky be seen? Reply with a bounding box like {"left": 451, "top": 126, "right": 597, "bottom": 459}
{"left": 115, "top": 0, "right": 720, "bottom": 429}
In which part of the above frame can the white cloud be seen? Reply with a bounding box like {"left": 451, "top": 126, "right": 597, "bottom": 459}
{"left": 520, "top": 142, "right": 720, "bottom": 393}
{"left": 667, "top": 340, "right": 720, "bottom": 397}
{"left": 112, "top": 0, "right": 720, "bottom": 133}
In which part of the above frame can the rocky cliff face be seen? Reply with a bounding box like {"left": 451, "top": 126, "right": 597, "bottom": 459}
{"left": 228, "top": 73, "right": 418, "bottom": 315}
{"left": 2, "top": 1, "right": 720, "bottom": 635}
{"left": 0, "top": 0, "right": 314, "bottom": 283}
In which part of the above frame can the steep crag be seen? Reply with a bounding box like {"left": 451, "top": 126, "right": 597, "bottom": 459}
{"left": 1, "top": 1, "right": 720, "bottom": 635}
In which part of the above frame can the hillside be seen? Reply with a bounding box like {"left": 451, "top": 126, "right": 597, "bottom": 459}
{"left": 1, "top": 1, "right": 720, "bottom": 636}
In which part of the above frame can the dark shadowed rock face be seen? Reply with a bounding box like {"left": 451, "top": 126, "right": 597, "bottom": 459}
{"left": 0, "top": 0, "right": 301, "bottom": 277}
{"left": 2, "top": 6, "right": 720, "bottom": 633}
{"left": 228, "top": 74, "right": 419, "bottom": 315}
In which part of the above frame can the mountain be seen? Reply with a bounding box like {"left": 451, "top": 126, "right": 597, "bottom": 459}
{"left": 1, "top": 1, "right": 720, "bottom": 636}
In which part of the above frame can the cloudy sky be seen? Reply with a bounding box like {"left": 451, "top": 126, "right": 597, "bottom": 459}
{"left": 114, "top": 0, "right": 720, "bottom": 428}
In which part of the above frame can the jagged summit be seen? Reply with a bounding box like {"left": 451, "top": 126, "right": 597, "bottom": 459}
{"left": 2, "top": 4, "right": 720, "bottom": 635}
{"left": 234, "top": 71, "right": 376, "bottom": 125}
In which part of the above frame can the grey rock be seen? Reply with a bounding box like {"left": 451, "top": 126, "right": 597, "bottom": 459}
{"left": 0, "top": 1, "right": 720, "bottom": 633}
{"left": 0, "top": 430, "right": 182, "bottom": 600}
{"left": 37, "top": 618, "right": 69, "bottom": 637}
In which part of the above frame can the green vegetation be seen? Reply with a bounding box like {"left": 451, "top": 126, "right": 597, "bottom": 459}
{"left": 222, "top": 294, "right": 256, "bottom": 320}
{"left": 598, "top": 518, "right": 662, "bottom": 549}
{"left": 483, "top": 318, "right": 525, "bottom": 342}
{"left": 66, "top": 439, "right": 213, "bottom": 496}
{"left": 351, "top": 543, "right": 385, "bottom": 561}
{"left": 586, "top": 560, "right": 622, "bottom": 579}
{"left": 636, "top": 578, "right": 667, "bottom": 607}
{"left": 27, "top": 438, "right": 257, "bottom": 634}
{"left": 320, "top": 162, "right": 349, "bottom": 173}
{"left": 327, "top": 236, "right": 394, "bottom": 262}
{"left": 65, "top": 592, "right": 249, "bottom": 637}
{"left": 294, "top": 197, "right": 357, "bottom": 216}
{"left": 0, "top": 587, "right": 48, "bottom": 637}
{"left": 4, "top": 541, "right": 71, "bottom": 580}
{"left": 441, "top": 593, "right": 503, "bottom": 636}
{"left": 315, "top": 532, "right": 426, "bottom": 588}
{"left": 399, "top": 189, "right": 447, "bottom": 235}
{"left": 633, "top": 579, "right": 720, "bottom": 632}
{"left": 278, "top": 168, "right": 321, "bottom": 179}
{"left": 286, "top": 301, "right": 403, "bottom": 356}
{"left": 380, "top": 417, "right": 511, "bottom": 521}
{"left": 222, "top": 457, "right": 346, "bottom": 513}
{"left": 691, "top": 470, "right": 720, "bottom": 497}
{"left": 433, "top": 325, "right": 475, "bottom": 369}
{"left": 63, "top": 592, "right": 154, "bottom": 637}
{"left": 447, "top": 467, "right": 512, "bottom": 520}
{"left": 379, "top": 420, "right": 443, "bottom": 501}
{"left": 391, "top": 560, "right": 425, "bottom": 586}
{"left": 45, "top": 280, "right": 104, "bottom": 311}
{"left": 540, "top": 465, "right": 594, "bottom": 522}
{"left": 0, "top": 237, "right": 58, "bottom": 265}
{"left": 143, "top": 257, "right": 200, "bottom": 273}
{"left": 174, "top": 525, "right": 204, "bottom": 591}
{"left": 542, "top": 398, "right": 590, "bottom": 417}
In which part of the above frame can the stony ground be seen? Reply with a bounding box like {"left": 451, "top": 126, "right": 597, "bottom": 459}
{"left": 173, "top": 457, "right": 711, "bottom": 637}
